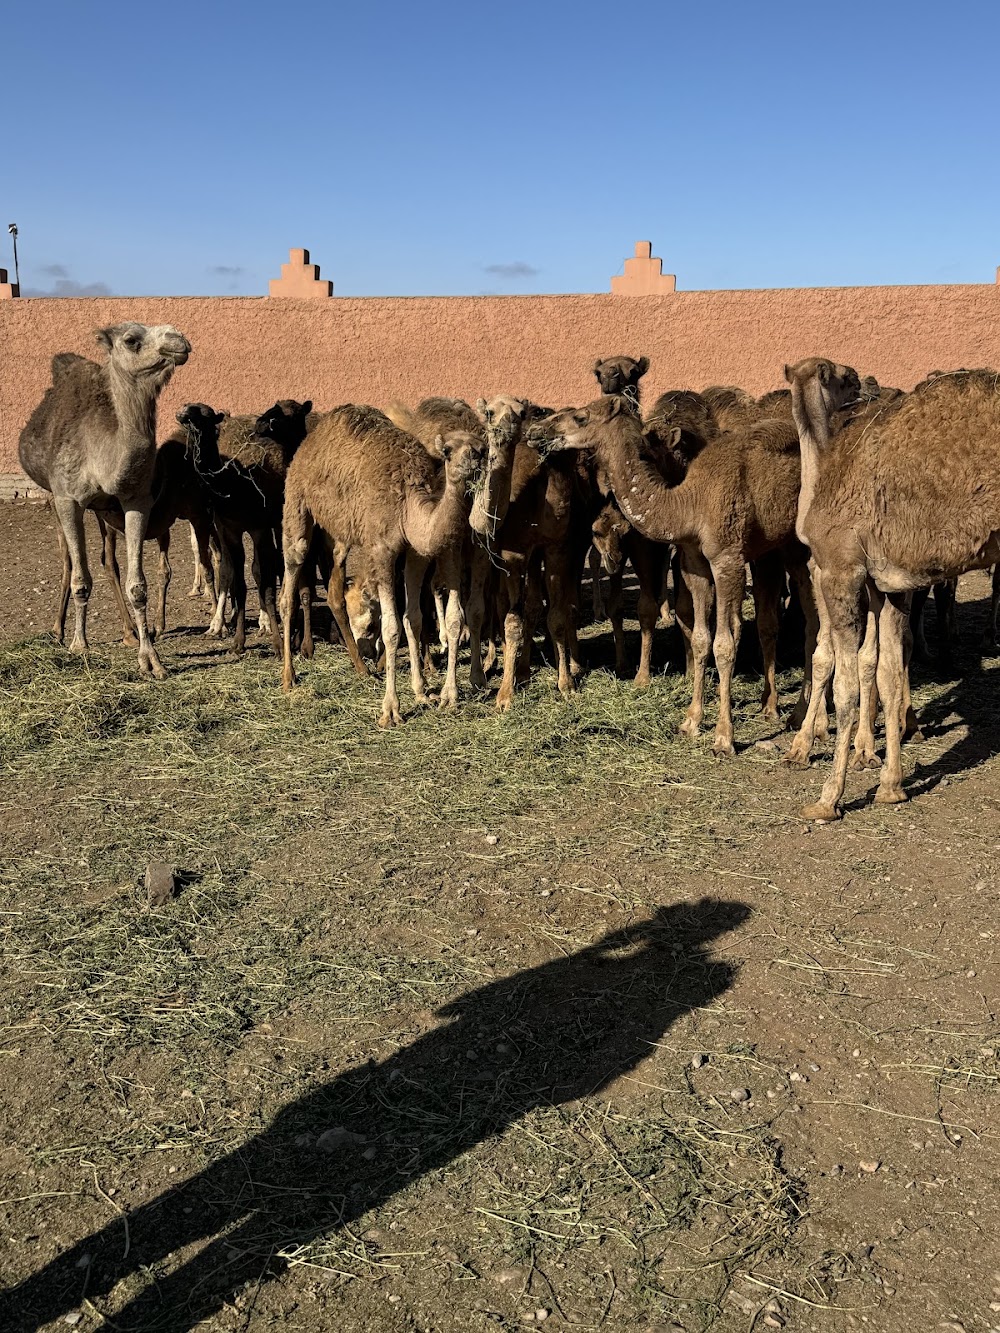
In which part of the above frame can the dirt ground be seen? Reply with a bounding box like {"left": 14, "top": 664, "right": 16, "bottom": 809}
{"left": 3, "top": 501, "right": 1000, "bottom": 1333}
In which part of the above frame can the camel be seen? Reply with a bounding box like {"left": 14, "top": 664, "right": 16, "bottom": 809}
{"left": 18, "top": 322, "right": 191, "bottom": 678}
{"left": 279, "top": 405, "right": 483, "bottom": 726}
{"left": 787, "top": 364, "right": 1000, "bottom": 819}
{"left": 195, "top": 400, "right": 313, "bottom": 655}
{"left": 593, "top": 356, "right": 649, "bottom": 412}
{"left": 528, "top": 395, "right": 820, "bottom": 756}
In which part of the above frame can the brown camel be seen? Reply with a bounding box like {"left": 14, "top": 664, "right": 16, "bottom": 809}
{"left": 279, "top": 405, "right": 482, "bottom": 726}
{"left": 196, "top": 400, "right": 313, "bottom": 654}
{"left": 785, "top": 364, "right": 1000, "bottom": 819}
{"left": 528, "top": 395, "right": 819, "bottom": 756}
{"left": 19, "top": 322, "right": 191, "bottom": 678}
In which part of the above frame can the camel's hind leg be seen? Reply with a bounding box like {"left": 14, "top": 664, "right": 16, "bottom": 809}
{"left": 466, "top": 545, "right": 490, "bottom": 692}
{"left": 496, "top": 566, "right": 525, "bottom": 712}
{"left": 851, "top": 587, "right": 882, "bottom": 770}
{"left": 436, "top": 548, "right": 465, "bottom": 710}
{"left": 751, "top": 552, "right": 784, "bottom": 723}
{"left": 52, "top": 496, "right": 93, "bottom": 654}
{"left": 375, "top": 562, "right": 403, "bottom": 728}
{"left": 784, "top": 563, "right": 833, "bottom": 768}
{"left": 874, "top": 593, "right": 910, "bottom": 805}
{"left": 677, "top": 548, "right": 715, "bottom": 739}
{"left": 785, "top": 550, "right": 819, "bottom": 730}
{"left": 544, "top": 543, "right": 576, "bottom": 698}
{"left": 279, "top": 509, "right": 311, "bottom": 692}
{"left": 632, "top": 538, "right": 666, "bottom": 688}
{"left": 155, "top": 532, "right": 172, "bottom": 639}
{"left": 802, "top": 570, "right": 866, "bottom": 822}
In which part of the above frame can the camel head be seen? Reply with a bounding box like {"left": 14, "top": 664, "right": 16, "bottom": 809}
{"left": 176, "top": 402, "right": 226, "bottom": 470}
{"left": 97, "top": 322, "right": 191, "bottom": 383}
{"left": 433, "top": 429, "right": 486, "bottom": 487}
{"left": 475, "top": 395, "right": 530, "bottom": 449}
{"left": 594, "top": 356, "right": 649, "bottom": 412}
{"left": 526, "top": 394, "right": 632, "bottom": 458}
{"left": 254, "top": 399, "right": 314, "bottom": 461}
{"left": 592, "top": 502, "right": 632, "bottom": 575}
{"left": 783, "top": 358, "right": 862, "bottom": 416}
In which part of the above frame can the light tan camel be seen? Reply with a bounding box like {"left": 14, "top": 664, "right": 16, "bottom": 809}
{"left": 279, "top": 405, "right": 482, "bottom": 726}
{"left": 528, "top": 395, "right": 819, "bottom": 756}
{"left": 18, "top": 322, "right": 191, "bottom": 678}
{"left": 786, "top": 365, "right": 1000, "bottom": 819}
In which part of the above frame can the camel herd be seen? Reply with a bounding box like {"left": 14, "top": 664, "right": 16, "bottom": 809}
{"left": 16, "top": 322, "right": 1000, "bottom": 823}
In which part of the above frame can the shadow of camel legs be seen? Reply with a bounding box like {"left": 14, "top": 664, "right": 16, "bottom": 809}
{"left": 1, "top": 897, "right": 750, "bottom": 1333}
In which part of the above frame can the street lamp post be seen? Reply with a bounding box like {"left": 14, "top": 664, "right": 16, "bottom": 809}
{"left": 7, "top": 224, "right": 19, "bottom": 291}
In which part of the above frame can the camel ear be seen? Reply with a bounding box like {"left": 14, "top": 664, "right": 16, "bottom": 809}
{"left": 475, "top": 397, "right": 487, "bottom": 415}
{"left": 636, "top": 356, "right": 650, "bottom": 376}
{"left": 607, "top": 396, "right": 623, "bottom": 418}
{"left": 817, "top": 361, "right": 831, "bottom": 384}
{"left": 783, "top": 364, "right": 793, "bottom": 384}
{"left": 214, "top": 410, "right": 226, "bottom": 425}
{"left": 593, "top": 359, "right": 604, "bottom": 374}
{"left": 668, "top": 426, "right": 683, "bottom": 448}
{"left": 96, "top": 327, "right": 114, "bottom": 351}
{"left": 301, "top": 400, "right": 313, "bottom": 415}
{"left": 435, "top": 433, "right": 451, "bottom": 459}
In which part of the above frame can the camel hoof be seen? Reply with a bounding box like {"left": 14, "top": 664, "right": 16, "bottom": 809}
{"left": 378, "top": 709, "right": 401, "bottom": 729}
{"left": 438, "top": 695, "right": 458, "bottom": 712}
{"left": 281, "top": 674, "right": 298, "bottom": 693}
{"left": 300, "top": 641, "right": 315, "bottom": 660}
{"left": 760, "top": 705, "right": 780, "bottom": 722}
{"left": 781, "top": 745, "right": 812, "bottom": 769}
{"left": 68, "top": 639, "right": 88, "bottom": 655}
{"left": 633, "top": 674, "right": 651, "bottom": 691}
{"left": 874, "top": 786, "right": 908, "bottom": 806}
{"left": 801, "top": 801, "right": 841, "bottom": 823}
{"left": 905, "top": 728, "right": 926, "bottom": 745}
{"left": 850, "top": 751, "right": 881, "bottom": 771}
{"left": 122, "top": 633, "right": 139, "bottom": 648}
{"left": 712, "top": 739, "right": 735, "bottom": 759}
{"left": 495, "top": 694, "right": 514, "bottom": 714}
{"left": 678, "top": 718, "right": 701, "bottom": 740}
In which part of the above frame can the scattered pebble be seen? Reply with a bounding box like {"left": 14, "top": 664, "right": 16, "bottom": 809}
{"left": 144, "top": 861, "right": 178, "bottom": 907}
{"left": 491, "top": 1268, "right": 522, "bottom": 1286}
{"left": 831, "top": 1164, "right": 844, "bottom": 1176}
{"left": 789, "top": 1072, "right": 808, "bottom": 1083}
{"left": 859, "top": 1159, "right": 881, "bottom": 1174}
{"left": 316, "top": 1126, "right": 367, "bottom": 1152}
{"left": 763, "top": 1316, "right": 785, "bottom": 1329}
{"left": 74, "top": 1253, "right": 91, "bottom": 1269}
{"left": 496, "top": 1042, "right": 511, "bottom": 1054}
{"left": 852, "top": 1048, "right": 861, "bottom": 1057}
{"left": 730, "top": 1087, "right": 751, "bottom": 1104}
{"left": 690, "top": 1053, "right": 707, "bottom": 1070}
{"left": 809, "top": 1062, "right": 821, "bottom": 1072}
{"left": 465, "top": 928, "right": 479, "bottom": 937}
{"left": 387, "top": 1293, "right": 401, "bottom": 1303}
{"left": 539, "top": 889, "right": 551, "bottom": 897}
{"left": 484, "top": 834, "right": 498, "bottom": 846}
{"left": 64, "top": 1318, "right": 82, "bottom": 1328}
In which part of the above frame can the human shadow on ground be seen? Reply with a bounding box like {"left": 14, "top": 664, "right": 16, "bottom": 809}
{"left": 1, "top": 898, "right": 750, "bottom": 1333}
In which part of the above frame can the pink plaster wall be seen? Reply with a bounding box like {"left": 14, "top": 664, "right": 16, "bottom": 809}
{"left": 3, "top": 283, "right": 1000, "bottom": 475}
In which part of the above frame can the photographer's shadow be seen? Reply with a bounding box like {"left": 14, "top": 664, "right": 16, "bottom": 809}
{"left": 3, "top": 897, "right": 750, "bottom": 1332}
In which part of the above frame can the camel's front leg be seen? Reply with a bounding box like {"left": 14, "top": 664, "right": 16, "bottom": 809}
{"left": 402, "top": 550, "right": 434, "bottom": 708}
{"left": 155, "top": 532, "right": 172, "bottom": 639}
{"left": 751, "top": 552, "right": 784, "bottom": 723}
{"left": 52, "top": 525, "right": 72, "bottom": 644}
{"left": 784, "top": 562, "right": 833, "bottom": 767}
{"left": 677, "top": 548, "right": 714, "bottom": 739}
{"left": 123, "top": 505, "right": 167, "bottom": 679}
{"left": 874, "top": 593, "right": 910, "bottom": 806}
{"left": 437, "top": 548, "right": 464, "bottom": 710}
{"left": 377, "top": 574, "right": 403, "bottom": 727}
{"left": 52, "top": 496, "right": 93, "bottom": 654}
{"left": 466, "top": 545, "right": 490, "bottom": 691}
{"left": 851, "top": 587, "right": 882, "bottom": 769}
{"left": 97, "top": 517, "right": 139, "bottom": 646}
{"left": 710, "top": 556, "right": 746, "bottom": 758}
{"left": 544, "top": 544, "right": 576, "bottom": 698}
{"left": 496, "top": 566, "right": 524, "bottom": 712}
{"left": 802, "top": 572, "right": 866, "bottom": 821}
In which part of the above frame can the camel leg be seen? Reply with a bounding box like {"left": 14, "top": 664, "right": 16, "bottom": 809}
{"left": 496, "top": 567, "right": 524, "bottom": 712}
{"left": 376, "top": 568, "right": 403, "bottom": 728}
{"left": 752, "top": 552, "right": 784, "bottom": 723}
{"left": 900, "top": 598, "right": 922, "bottom": 741}
{"left": 96, "top": 517, "right": 139, "bottom": 646}
{"left": 802, "top": 571, "right": 866, "bottom": 821}
{"left": 279, "top": 509, "right": 311, "bottom": 692}
{"left": 673, "top": 557, "right": 695, "bottom": 677}
{"left": 251, "top": 540, "right": 272, "bottom": 642}
{"left": 467, "top": 546, "right": 490, "bottom": 691}
{"left": 519, "top": 552, "right": 544, "bottom": 682}
{"left": 589, "top": 545, "right": 605, "bottom": 621}
{"left": 52, "top": 496, "right": 93, "bottom": 654}
{"left": 327, "top": 554, "right": 368, "bottom": 679}
{"left": 226, "top": 536, "right": 248, "bottom": 654}
{"left": 155, "top": 531, "right": 171, "bottom": 639}
{"left": 785, "top": 552, "right": 818, "bottom": 730}
{"left": 402, "top": 550, "right": 434, "bottom": 708}
{"left": 207, "top": 532, "right": 232, "bottom": 639}
{"left": 678, "top": 550, "right": 714, "bottom": 739}
{"left": 122, "top": 504, "right": 167, "bottom": 679}
{"left": 784, "top": 563, "right": 834, "bottom": 767}
{"left": 874, "top": 593, "right": 910, "bottom": 805}
{"left": 607, "top": 565, "right": 627, "bottom": 677}
{"left": 985, "top": 567, "right": 1000, "bottom": 648}
{"left": 544, "top": 544, "right": 575, "bottom": 698}
{"left": 192, "top": 521, "right": 217, "bottom": 609}
{"left": 437, "top": 548, "right": 464, "bottom": 710}
{"left": 298, "top": 578, "right": 315, "bottom": 659}
{"left": 851, "top": 587, "right": 882, "bottom": 769}
{"left": 430, "top": 582, "right": 448, "bottom": 656}
{"left": 909, "top": 585, "right": 931, "bottom": 663}
{"left": 632, "top": 539, "right": 665, "bottom": 689}
{"left": 52, "top": 525, "right": 73, "bottom": 644}
{"left": 710, "top": 556, "right": 746, "bottom": 758}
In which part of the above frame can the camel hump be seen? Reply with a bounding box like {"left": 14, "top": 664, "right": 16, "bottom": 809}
{"left": 51, "top": 352, "right": 93, "bottom": 383}
{"left": 750, "top": 418, "right": 800, "bottom": 453}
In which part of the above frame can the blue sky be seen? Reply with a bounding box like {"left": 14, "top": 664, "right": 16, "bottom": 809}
{"left": 4, "top": 0, "right": 1000, "bottom": 296}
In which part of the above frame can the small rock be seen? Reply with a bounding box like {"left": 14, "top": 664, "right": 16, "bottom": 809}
{"left": 730, "top": 1087, "right": 751, "bottom": 1104}
{"left": 145, "top": 861, "right": 178, "bottom": 907}
{"left": 496, "top": 1042, "right": 511, "bottom": 1054}
{"left": 809, "top": 1062, "right": 821, "bottom": 1072}
{"left": 763, "top": 1316, "right": 785, "bottom": 1329}
{"left": 485, "top": 834, "right": 498, "bottom": 846}
{"left": 789, "top": 1071, "right": 808, "bottom": 1083}
{"left": 755, "top": 739, "right": 780, "bottom": 753}
{"left": 64, "top": 1318, "right": 82, "bottom": 1328}
{"left": 690, "top": 1053, "right": 707, "bottom": 1070}
{"left": 534, "top": 1311, "right": 550, "bottom": 1323}
{"left": 387, "top": 1293, "right": 401, "bottom": 1303}
{"left": 830, "top": 1163, "right": 844, "bottom": 1176}
{"left": 859, "top": 1159, "right": 881, "bottom": 1174}
{"left": 465, "top": 928, "right": 479, "bottom": 937}
{"left": 539, "top": 889, "right": 551, "bottom": 897}
{"left": 491, "top": 1268, "right": 522, "bottom": 1286}
{"left": 74, "top": 1253, "right": 91, "bottom": 1269}
{"left": 852, "top": 1048, "right": 861, "bottom": 1057}
{"left": 362, "top": 1146, "right": 377, "bottom": 1161}
{"left": 316, "top": 1126, "right": 366, "bottom": 1152}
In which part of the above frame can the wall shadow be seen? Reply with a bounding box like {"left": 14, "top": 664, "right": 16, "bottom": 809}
{"left": 2, "top": 898, "right": 750, "bottom": 1333}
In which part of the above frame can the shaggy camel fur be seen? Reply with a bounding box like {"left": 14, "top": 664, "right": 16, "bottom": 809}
{"left": 94, "top": 409, "right": 221, "bottom": 643}
{"left": 279, "top": 405, "right": 482, "bottom": 726}
{"left": 529, "top": 396, "right": 819, "bottom": 756}
{"left": 781, "top": 359, "right": 921, "bottom": 774}
{"left": 196, "top": 400, "right": 312, "bottom": 654}
{"left": 19, "top": 322, "right": 191, "bottom": 678}
{"left": 791, "top": 366, "right": 1000, "bottom": 820}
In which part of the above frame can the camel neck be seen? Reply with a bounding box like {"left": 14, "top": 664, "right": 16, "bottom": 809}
{"left": 791, "top": 381, "right": 831, "bottom": 543}
{"left": 406, "top": 466, "right": 470, "bottom": 558}
{"left": 594, "top": 415, "right": 693, "bottom": 545}
{"left": 470, "top": 434, "right": 519, "bottom": 539}
{"left": 106, "top": 360, "right": 162, "bottom": 452}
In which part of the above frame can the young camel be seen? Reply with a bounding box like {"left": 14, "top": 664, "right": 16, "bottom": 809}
{"left": 788, "top": 366, "right": 1000, "bottom": 820}
{"left": 528, "top": 396, "right": 819, "bottom": 756}
{"left": 19, "top": 322, "right": 191, "bottom": 678}
{"left": 196, "top": 400, "right": 313, "bottom": 654}
{"left": 279, "top": 405, "right": 482, "bottom": 726}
